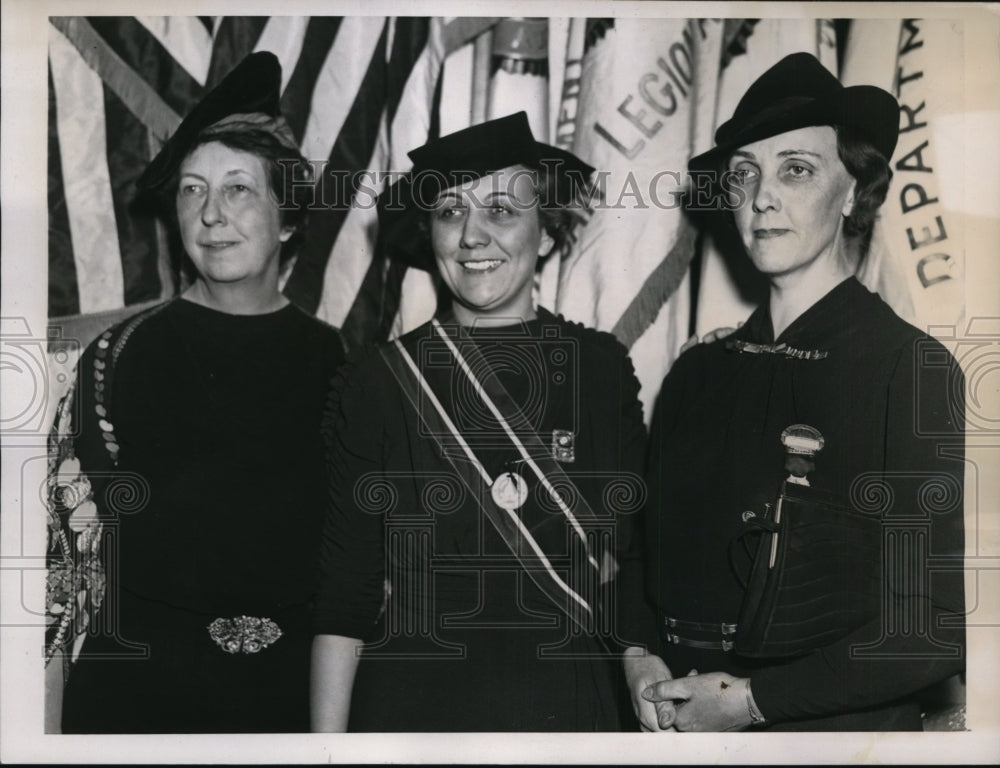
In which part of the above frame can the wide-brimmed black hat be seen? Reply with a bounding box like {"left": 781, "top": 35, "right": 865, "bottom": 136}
{"left": 688, "top": 52, "right": 899, "bottom": 175}
{"left": 378, "top": 111, "right": 594, "bottom": 271}
{"left": 136, "top": 51, "right": 289, "bottom": 194}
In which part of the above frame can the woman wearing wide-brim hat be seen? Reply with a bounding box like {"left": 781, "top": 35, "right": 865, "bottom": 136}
{"left": 628, "top": 52, "right": 966, "bottom": 732}
{"left": 46, "top": 52, "right": 345, "bottom": 733}
{"left": 311, "top": 112, "right": 648, "bottom": 732}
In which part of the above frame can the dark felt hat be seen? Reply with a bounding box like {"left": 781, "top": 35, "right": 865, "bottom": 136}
{"left": 378, "top": 111, "right": 594, "bottom": 271}
{"left": 688, "top": 52, "right": 899, "bottom": 174}
{"left": 136, "top": 51, "right": 284, "bottom": 193}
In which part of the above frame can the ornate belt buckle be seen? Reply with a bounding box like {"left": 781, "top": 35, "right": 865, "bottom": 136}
{"left": 207, "top": 615, "right": 282, "bottom": 654}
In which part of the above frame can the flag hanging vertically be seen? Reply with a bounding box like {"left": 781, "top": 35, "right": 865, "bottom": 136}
{"left": 838, "top": 19, "right": 918, "bottom": 326}
{"left": 843, "top": 18, "right": 966, "bottom": 335}
{"left": 554, "top": 18, "right": 725, "bottom": 420}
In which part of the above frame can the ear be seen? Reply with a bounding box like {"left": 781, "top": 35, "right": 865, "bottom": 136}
{"left": 538, "top": 229, "right": 555, "bottom": 257}
{"left": 279, "top": 225, "right": 295, "bottom": 243}
{"left": 842, "top": 179, "right": 857, "bottom": 219}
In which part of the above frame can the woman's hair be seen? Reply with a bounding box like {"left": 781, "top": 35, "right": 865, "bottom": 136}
{"left": 158, "top": 127, "right": 314, "bottom": 265}
{"left": 834, "top": 124, "right": 894, "bottom": 238}
{"left": 414, "top": 163, "right": 584, "bottom": 268}
{"left": 534, "top": 163, "right": 583, "bottom": 261}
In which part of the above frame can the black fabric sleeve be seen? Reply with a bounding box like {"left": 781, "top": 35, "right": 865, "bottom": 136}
{"left": 620, "top": 347, "right": 701, "bottom": 651}
{"left": 312, "top": 358, "right": 390, "bottom": 641}
{"left": 610, "top": 343, "right": 654, "bottom": 649}
{"left": 751, "top": 338, "right": 966, "bottom": 722}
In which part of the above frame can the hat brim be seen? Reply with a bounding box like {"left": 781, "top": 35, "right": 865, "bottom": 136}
{"left": 136, "top": 52, "right": 283, "bottom": 194}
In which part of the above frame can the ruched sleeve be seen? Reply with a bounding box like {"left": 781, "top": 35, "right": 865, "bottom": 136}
{"left": 312, "top": 357, "right": 391, "bottom": 641}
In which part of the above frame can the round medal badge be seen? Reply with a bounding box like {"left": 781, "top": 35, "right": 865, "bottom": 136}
{"left": 491, "top": 471, "right": 528, "bottom": 510}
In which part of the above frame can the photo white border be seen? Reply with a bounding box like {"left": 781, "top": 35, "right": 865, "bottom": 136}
{"left": 2, "top": 0, "right": 998, "bottom": 763}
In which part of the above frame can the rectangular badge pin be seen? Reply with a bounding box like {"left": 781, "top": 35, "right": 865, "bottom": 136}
{"left": 552, "top": 429, "right": 575, "bottom": 463}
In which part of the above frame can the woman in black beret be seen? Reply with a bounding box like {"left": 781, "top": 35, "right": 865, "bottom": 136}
{"left": 310, "top": 112, "right": 647, "bottom": 732}
{"left": 46, "top": 52, "right": 345, "bottom": 733}
{"left": 631, "top": 53, "right": 966, "bottom": 731}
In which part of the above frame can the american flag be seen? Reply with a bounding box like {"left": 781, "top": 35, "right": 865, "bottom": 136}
{"left": 47, "top": 15, "right": 495, "bottom": 353}
{"left": 46, "top": 15, "right": 968, "bottom": 419}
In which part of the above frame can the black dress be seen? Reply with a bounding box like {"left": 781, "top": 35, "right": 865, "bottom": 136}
{"left": 314, "top": 309, "right": 647, "bottom": 731}
{"left": 55, "top": 298, "right": 344, "bottom": 733}
{"left": 637, "top": 278, "right": 966, "bottom": 730}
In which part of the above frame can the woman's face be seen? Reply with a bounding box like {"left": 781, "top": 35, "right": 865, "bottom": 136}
{"left": 727, "top": 125, "right": 856, "bottom": 282}
{"left": 429, "top": 166, "right": 554, "bottom": 324}
{"left": 176, "top": 141, "right": 292, "bottom": 290}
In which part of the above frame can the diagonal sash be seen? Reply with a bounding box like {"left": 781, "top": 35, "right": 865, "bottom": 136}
{"left": 379, "top": 318, "right": 611, "bottom": 637}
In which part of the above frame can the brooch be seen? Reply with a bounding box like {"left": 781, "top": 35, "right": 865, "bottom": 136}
{"left": 726, "top": 339, "right": 829, "bottom": 360}
{"left": 552, "top": 429, "right": 575, "bottom": 463}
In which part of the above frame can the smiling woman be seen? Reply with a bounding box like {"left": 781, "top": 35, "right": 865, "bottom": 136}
{"left": 46, "top": 53, "right": 346, "bottom": 734}
{"left": 428, "top": 166, "right": 554, "bottom": 324}
{"left": 310, "top": 113, "right": 650, "bottom": 732}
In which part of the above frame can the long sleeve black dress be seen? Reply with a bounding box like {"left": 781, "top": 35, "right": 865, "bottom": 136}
{"left": 55, "top": 298, "right": 345, "bottom": 733}
{"left": 314, "top": 308, "right": 647, "bottom": 731}
{"left": 640, "top": 277, "right": 966, "bottom": 731}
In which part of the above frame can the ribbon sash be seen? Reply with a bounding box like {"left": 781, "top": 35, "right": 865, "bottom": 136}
{"left": 379, "top": 318, "right": 608, "bottom": 635}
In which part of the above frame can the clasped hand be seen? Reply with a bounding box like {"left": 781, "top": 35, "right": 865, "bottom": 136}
{"left": 626, "top": 651, "right": 755, "bottom": 732}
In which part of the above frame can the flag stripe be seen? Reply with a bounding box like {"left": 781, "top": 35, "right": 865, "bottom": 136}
{"left": 135, "top": 16, "right": 213, "bottom": 86}
{"left": 254, "top": 16, "right": 310, "bottom": 92}
{"left": 611, "top": 223, "right": 698, "bottom": 348}
{"left": 50, "top": 24, "right": 125, "bottom": 314}
{"left": 384, "top": 27, "right": 449, "bottom": 338}
{"left": 284, "top": 24, "right": 390, "bottom": 316}
{"left": 49, "top": 17, "right": 183, "bottom": 143}
{"left": 385, "top": 17, "right": 430, "bottom": 125}
{"left": 340, "top": 18, "right": 439, "bottom": 345}
{"left": 317, "top": 129, "right": 387, "bottom": 334}
{"left": 86, "top": 16, "right": 204, "bottom": 117}
{"left": 48, "top": 61, "right": 81, "bottom": 318}
{"left": 381, "top": 19, "right": 449, "bottom": 339}
{"left": 103, "top": 84, "right": 163, "bottom": 306}
{"left": 206, "top": 16, "right": 268, "bottom": 87}
{"left": 298, "top": 18, "right": 386, "bottom": 164}
{"left": 280, "top": 17, "right": 344, "bottom": 143}
{"left": 427, "top": 42, "right": 445, "bottom": 142}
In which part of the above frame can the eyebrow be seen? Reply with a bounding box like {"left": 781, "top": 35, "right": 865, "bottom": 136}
{"left": 434, "top": 191, "right": 463, "bottom": 204}
{"left": 730, "top": 149, "right": 824, "bottom": 161}
{"left": 483, "top": 191, "right": 514, "bottom": 203}
{"left": 777, "top": 150, "right": 823, "bottom": 158}
{"left": 435, "top": 190, "right": 516, "bottom": 205}
{"left": 178, "top": 169, "right": 257, "bottom": 180}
